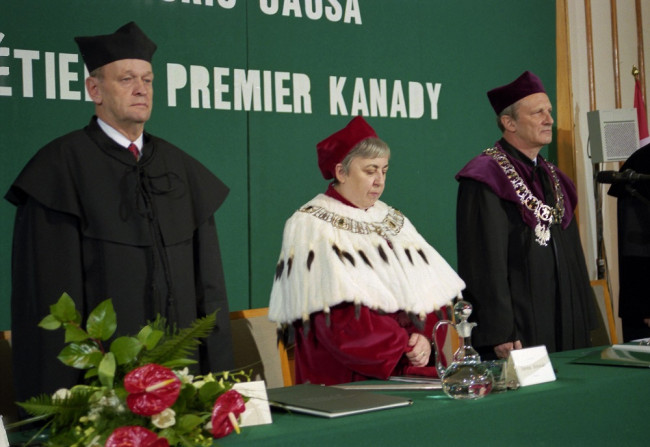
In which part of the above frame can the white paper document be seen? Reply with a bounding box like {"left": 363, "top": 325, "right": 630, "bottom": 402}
{"left": 233, "top": 381, "right": 273, "bottom": 427}
{"left": 508, "top": 345, "right": 556, "bottom": 387}
{"left": 0, "top": 416, "right": 9, "bottom": 447}
{"left": 611, "top": 344, "right": 650, "bottom": 353}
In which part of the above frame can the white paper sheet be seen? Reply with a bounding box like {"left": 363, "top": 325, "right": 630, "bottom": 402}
{"left": 508, "top": 345, "right": 556, "bottom": 387}
{"left": 233, "top": 381, "right": 273, "bottom": 427}
{"left": 0, "top": 416, "right": 9, "bottom": 447}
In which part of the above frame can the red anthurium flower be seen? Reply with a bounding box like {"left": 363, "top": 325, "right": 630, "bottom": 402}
{"left": 105, "top": 426, "right": 170, "bottom": 447}
{"left": 124, "top": 364, "right": 182, "bottom": 416}
{"left": 211, "top": 389, "right": 246, "bottom": 438}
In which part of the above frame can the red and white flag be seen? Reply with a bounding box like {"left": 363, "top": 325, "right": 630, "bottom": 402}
{"left": 634, "top": 78, "right": 650, "bottom": 147}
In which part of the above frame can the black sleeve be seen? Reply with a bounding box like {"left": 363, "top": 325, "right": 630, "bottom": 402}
{"left": 456, "top": 179, "right": 518, "bottom": 349}
{"left": 10, "top": 198, "right": 86, "bottom": 401}
{"left": 194, "top": 215, "right": 234, "bottom": 373}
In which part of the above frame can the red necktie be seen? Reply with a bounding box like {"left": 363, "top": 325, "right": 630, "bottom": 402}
{"left": 128, "top": 143, "right": 139, "bottom": 160}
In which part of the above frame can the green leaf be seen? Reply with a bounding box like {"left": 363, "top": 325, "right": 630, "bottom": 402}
{"left": 16, "top": 394, "right": 58, "bottom": 418}
{"left": 176, "top": 413, "right": 204, "bottom": 432}
{"left": 110, "top": 336, "right": 143, "bottom": 365}
{"left": 38, "top": 314, "right": 61, "bottom": 330}
{"left": 86, "top": 299, "right": 117, "bottom": 340}
{"left": 161, "top": 358, "right": 197, "bottom": 369}
{"left": 142, "top": 312, "right": 217, "bottom": 366}
{"left": 18, "top": 388, "right": 93, "bottom": 423}
{"left": 49, "top": 292, "right": 79, "bottom": 323}
{"left": 98, "top": 352, "right": 116, "bottom": 389}
{"left": 157, "top": 428, "right": 181, "bottom": 446}
{"left": 137, "top": 325, "right": 152, "bottom": 342}
{"left": 198, "top": 381, "right": 222, "bottom": 405}
{"left": 137, "top": 326, "right": 164, "bottom": 350}
{"left": 172, "top": 385, "right": 194, "bottom": 414}
{"left": 84, "top": 368, "right": 98, "bottom": 379}
{"left": 63, "top": 323, "right": 89, "bottom": 343}
{"left": 57, "top": 343, "right": 103, "bottom": 369}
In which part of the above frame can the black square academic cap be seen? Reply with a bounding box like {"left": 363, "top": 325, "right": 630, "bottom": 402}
{"left": 74, "top": 22, "right": 157, "bottom": 73}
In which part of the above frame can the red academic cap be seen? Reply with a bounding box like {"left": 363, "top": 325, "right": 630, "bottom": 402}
{"left": 487, "top": 71, "right": 546, "bottom": 115}
{"left": 74, "top": 22, "right": 157, "bottom": 73}
{"left": 317, "top": 116, "right": 378, "bottom": 179}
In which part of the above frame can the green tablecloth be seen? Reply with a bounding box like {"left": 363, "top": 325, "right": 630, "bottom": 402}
{"left": 217, "top": 347, "right": 649, "bottom": 446}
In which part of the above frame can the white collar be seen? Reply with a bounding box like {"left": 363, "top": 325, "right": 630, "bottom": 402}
{"left": 97, "top": 118, "right": 144, "bottom": 152}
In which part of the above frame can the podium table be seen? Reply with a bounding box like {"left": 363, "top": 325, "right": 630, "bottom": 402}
{"left": 218, "top": 347, "right": 649, "bottom": 446}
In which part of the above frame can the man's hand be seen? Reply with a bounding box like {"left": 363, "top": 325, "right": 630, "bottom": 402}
{"left": 494, "top": 340, "right": 522, "bottom": 359}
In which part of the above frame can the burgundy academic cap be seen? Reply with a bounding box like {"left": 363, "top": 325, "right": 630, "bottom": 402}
{"left": 316, "top": 116, "right": 378, "bottom": 180}
{"left": 487, "top": 71, "right": 546, "bottom": 115}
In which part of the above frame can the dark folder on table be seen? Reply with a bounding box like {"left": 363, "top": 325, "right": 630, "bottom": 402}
{"left": 266, "top": 383, "right": 413, "bottom": 418}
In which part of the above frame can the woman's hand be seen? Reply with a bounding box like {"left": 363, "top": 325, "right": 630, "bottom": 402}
{"left": 406, "top": 333, "right": 431, "bottom": 367}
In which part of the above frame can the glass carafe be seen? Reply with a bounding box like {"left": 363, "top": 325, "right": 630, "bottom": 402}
{"left": 433, "top": 300, "right": 493, "bottom": 399}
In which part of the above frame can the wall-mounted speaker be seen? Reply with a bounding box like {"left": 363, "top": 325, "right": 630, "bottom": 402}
{"left": 587, "top": 108, "right": 640, "bottom": 163}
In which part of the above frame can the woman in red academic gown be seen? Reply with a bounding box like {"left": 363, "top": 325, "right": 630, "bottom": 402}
{"left": 268, "top": 117, "right": 465, "bottom": 385}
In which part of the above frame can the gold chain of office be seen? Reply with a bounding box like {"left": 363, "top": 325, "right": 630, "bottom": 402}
{"left": 300, "top": 204, "right": 404, "bottom": 239}
{"left": 484, "top": 147, "right": 565, "bottom": 246}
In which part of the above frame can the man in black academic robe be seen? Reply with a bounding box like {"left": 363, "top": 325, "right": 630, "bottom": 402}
{"left": 455, "top": 71, "right": 597, "bottom": 360}
{"left": 5, "top": 22, "right": 233, "bottom": 402}
{"left": 608, "top": 143, "right": 650, "bottom": 341}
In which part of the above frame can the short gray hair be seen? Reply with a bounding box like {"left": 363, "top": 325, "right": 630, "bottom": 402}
{"left": 89, "top": 66, "right": 104, "bottom": 79}
{"left": 496, "top": 102, "right": 520, "bottom": 132}
{"left": 335, "top": 137, "right": 390, "bottom": 181}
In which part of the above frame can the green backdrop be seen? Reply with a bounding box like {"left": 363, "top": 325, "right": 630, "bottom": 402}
{"left": 0, "top": 0, "right": 556, "bottom": 329}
